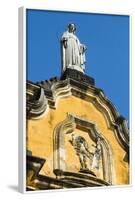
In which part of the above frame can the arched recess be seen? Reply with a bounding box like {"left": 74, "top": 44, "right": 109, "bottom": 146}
{"left": 53, "top": 113, "right": 114, "bottom": 185}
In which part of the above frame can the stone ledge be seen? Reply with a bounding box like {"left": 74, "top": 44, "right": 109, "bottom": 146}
{"left": 61, "top": 68, "right": 95, "bottom": 86}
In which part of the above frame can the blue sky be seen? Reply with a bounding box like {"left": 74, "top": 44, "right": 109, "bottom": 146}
{"left": 26, "top": 9, "right": 129, "bottom": 121}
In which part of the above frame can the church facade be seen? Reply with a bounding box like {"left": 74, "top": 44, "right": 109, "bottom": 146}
{"left": 26, "top": 67, "right": 129, "bottom": 191}
{"left": 26, "top": 23, "right": 129, "bottom": 191}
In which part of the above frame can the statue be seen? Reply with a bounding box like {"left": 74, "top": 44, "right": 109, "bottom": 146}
{"left": 61, "top": 23, "right": 86, "bottom": 74}
{"left": 91, "top": 138, "right": 102, "bottom": 170}
{"left": 70, "top": 134, "right": 93, "bottom": 170}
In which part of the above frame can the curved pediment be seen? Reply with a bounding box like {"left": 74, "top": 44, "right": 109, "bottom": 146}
{"left": 27, "top": 75, "right": 129, "bottom": 153}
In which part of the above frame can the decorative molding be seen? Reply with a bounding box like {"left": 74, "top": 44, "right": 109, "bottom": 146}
{"left": 26, "top": 82, "right": 48, "bottom": 119}
{"left": 26, "top": 76, "right": 129, "bottom": 153}
{"left": 53, "top": 113, "right": 114, "bottom": 184}
{"left": 26, "top": 153, "right": 110, "bottom": 189}
{"left": 53, "top": 114, "right": 76, "bottom": 172}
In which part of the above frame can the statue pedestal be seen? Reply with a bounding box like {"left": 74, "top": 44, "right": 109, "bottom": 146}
{"left": 61, "top": 68, "right": 95, "bottom": 86}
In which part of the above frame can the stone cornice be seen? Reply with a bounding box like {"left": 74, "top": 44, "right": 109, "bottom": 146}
{"left": 27, "top": 154, "right": 110, "bottom": 190}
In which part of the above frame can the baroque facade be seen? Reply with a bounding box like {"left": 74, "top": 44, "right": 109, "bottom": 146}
{"left": 26, "top": 68, "right": 129, "bottom": 191}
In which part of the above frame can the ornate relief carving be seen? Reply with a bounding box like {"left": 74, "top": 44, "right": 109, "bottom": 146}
{"left": 69, "top": 133, "right": 103, "bottom": 177}
{"left": 53, "top": 113, "right": 114, "bottom": 184}
{"left": 69, "top": 134, "right": 94, "bottom": 170}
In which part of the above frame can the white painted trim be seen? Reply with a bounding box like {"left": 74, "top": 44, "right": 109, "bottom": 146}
{"left": 18, "top": 7, "right": 26, "bottom": 193}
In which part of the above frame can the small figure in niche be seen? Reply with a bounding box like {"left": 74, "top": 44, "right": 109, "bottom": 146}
{"left": 70, "top": 134, "right": 93, "bottom": 170}
{"left": 91, "top": 138, "right": 102, "bottom": 170}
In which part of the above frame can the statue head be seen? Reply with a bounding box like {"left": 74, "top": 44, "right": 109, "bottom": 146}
{"left": 68, "top": 23, "right": 76, "bottom": 33}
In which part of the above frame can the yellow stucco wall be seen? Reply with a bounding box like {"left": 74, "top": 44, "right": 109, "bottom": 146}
{"left": 27, "top": 95, "right": 129, "bottom": 185}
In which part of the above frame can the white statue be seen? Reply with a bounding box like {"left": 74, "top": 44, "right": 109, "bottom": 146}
{"left": 61, "top": 23, "right": 86, "bottom": 73}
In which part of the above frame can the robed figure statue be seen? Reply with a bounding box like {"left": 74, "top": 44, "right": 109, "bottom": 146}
{"left": 61, "top": 23, "right": 86, "bottom": 74}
